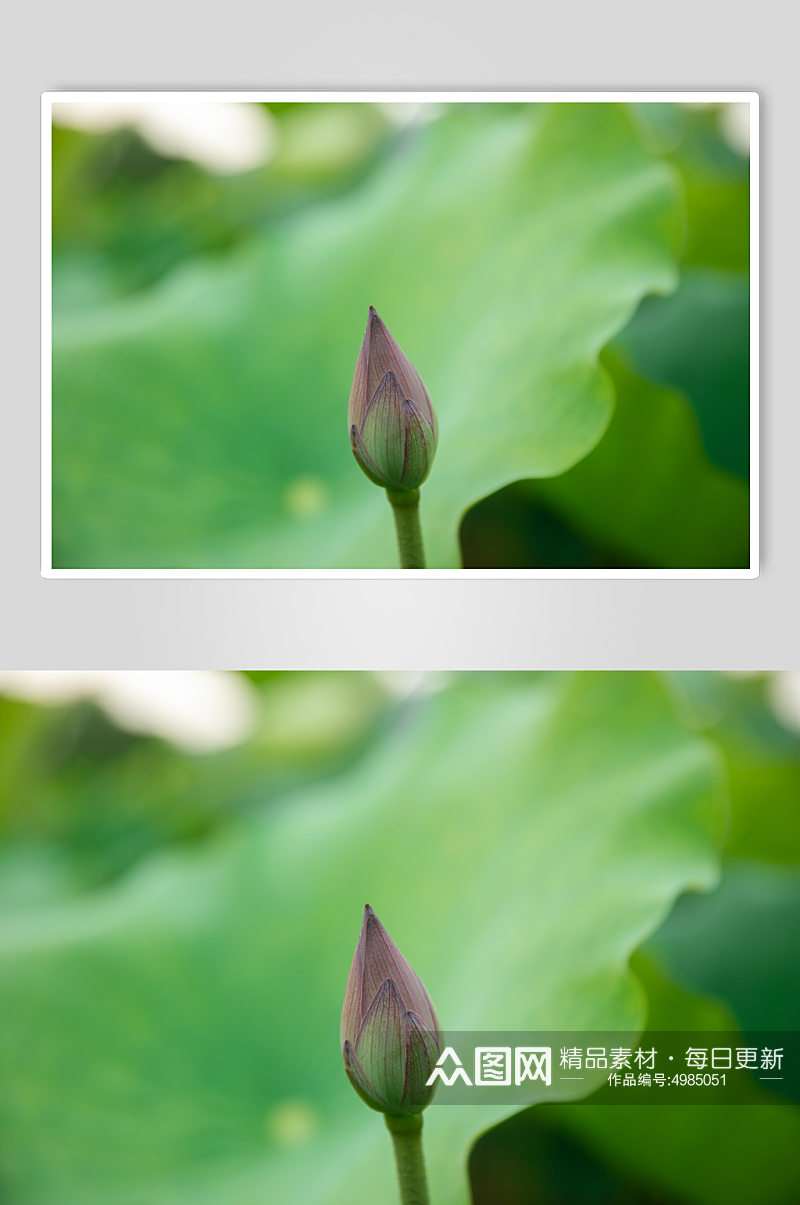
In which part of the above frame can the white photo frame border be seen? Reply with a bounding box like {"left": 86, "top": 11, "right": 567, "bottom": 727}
{"left": 41, "top": 90, "right": 759, "bottom": 580}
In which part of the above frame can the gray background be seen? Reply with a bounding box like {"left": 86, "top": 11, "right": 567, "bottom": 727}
{"left": 1, "top": 2, "right": 794, "bottom": 669}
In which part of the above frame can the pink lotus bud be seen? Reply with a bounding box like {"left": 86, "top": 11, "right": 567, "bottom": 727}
{"left": 348, "top": 308, "right": 438, "bottom": 492}
{"left": 341, "top": 905, "right": 440, "bottom": 1116}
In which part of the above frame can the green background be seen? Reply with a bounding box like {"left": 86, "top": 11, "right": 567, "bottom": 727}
{"left": 0, "top": 670, "right": 795, "bottom": 1203}
{"left": 51, "top": 101, "right": 750, "bottom": 569}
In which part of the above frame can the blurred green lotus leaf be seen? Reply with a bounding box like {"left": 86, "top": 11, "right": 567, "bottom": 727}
{"left": 52, "top": 103, "right": 680, "bottom": 567}
{"left": 526, "top": 953, "right": 800, "bottom": 1205}
{"left": 646, "top": 860, "right": 800, "bottom": 1035}
{"left": 521, "top": 348, "right": 749, "bottom": 568}
{"left": 0, "top": 673, "right": 724, "bottom": 1204}
{"left": 663, "top": 673, "right": 800, "bottom": 864}
{"left": 616, "top": 268, "right": 750, "bottom": 481}
{"left": 715, "top": 681, "right": 800, "bottom": 865}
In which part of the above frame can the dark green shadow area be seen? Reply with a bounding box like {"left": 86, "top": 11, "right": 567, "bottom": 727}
{"left": 616, "top": 269, "right": 750, "bottom": 481}
{"left": 470, "top": 1107, "right": 673, "bottom": 1205}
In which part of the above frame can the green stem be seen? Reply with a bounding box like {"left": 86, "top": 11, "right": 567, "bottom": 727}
{"left": 386, "top": 489, "right": 426, "bottom": 569}
{"left": 385, "top": 1114, "right": 430, "bottom": 1205}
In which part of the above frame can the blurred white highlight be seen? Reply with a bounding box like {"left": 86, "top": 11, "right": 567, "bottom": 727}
{"left": 768, "top": 672, "right": 800, "bottom": 736}
{"left": 681, "top": 100, "right": 751, "bottom": 157}
{"left": 719, "top": 103, "right": 751, "bottom": 156}
{"left": 374, "top": 671, "right": 452, "bottom": 699}
{"left": 0, "top": 671, "right": 258, "bottom": 752}
{"left": 378, "top": 102, "right": 444, "bottom": 127}
{"left": 51, "top": 101, "right": 275, "bottom": 174}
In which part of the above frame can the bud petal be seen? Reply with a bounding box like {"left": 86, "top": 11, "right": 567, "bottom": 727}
{"left": 398, "top": 401, "right": 437, "bottom": 491}
{"left": 402, "top": 1011, "right": 440, "bottom": 1111}
{"left": 341, "top": 905, "right": 440, "bottom": 1117}
{"left": 350, "top": 423, "right": 391, "bottom": 489}
{"left": 354, "top": 978, "right": 406, "bottom": 1109}
{"left": 360, "top": 373, "right": 407, "bottom": 486}
{"left": 343, "top": 1040, "right": 392, "bottom": 1113}
{"left": 348, "top": 309, "right": 438, "bottom": 492}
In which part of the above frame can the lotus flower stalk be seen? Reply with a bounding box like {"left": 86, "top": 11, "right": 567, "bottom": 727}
{"left": 348, "top": 308, "right": 438, "bottom": 569}
{"left": 341, "top": 905, "right": 439, "bottom": 1205}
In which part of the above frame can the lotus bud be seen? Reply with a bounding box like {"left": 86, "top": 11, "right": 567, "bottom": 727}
{"left": 348, "top": 308, "right": 438, "bottom": 492}
{"left": 341, "top": 905, "right": 440, "bottom": 1117}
